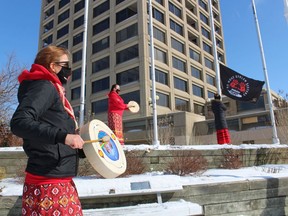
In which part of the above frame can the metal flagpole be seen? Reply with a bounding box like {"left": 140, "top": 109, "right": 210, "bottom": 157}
{"left": 148, "top": 0, "right": 160, "bottom": 146}
{"left": 208, "top": 0, "right": 221, "bottom": 96}
{"left": 251, "top": 0, "right": 280, "bottom": 144}
{"left": 284, "top": 0, "right": 288, "bottom": 22}
{"left": 79, "top": 0, "right": 89, "bottom": 127}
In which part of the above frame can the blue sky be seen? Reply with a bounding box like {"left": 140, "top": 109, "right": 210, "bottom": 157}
{"left": 0, "top": 0, "right": 287, "bottom": 93}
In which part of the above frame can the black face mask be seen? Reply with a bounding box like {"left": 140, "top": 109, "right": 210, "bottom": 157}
{"left": 116, "top": 89, "right": 120, "bottom": 94}
{"left": 57, "top": 66, "right": 72, "bottom": 84}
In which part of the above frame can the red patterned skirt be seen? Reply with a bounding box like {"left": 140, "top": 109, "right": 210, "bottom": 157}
{"left": 108, "top": 112, "right": 124, "bottom": 145}
{"left": 22, "top": 180, "right": 83, "bottom": 216}
{"left": 216, "top": 128, "right": 231, "bottom": 144}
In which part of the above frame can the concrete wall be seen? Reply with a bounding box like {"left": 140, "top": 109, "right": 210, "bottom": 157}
{"left": 1, "top": 147, "right": 288, "bottom": 215}
{"left": 1, "top": 147, "right": 288, "bottom": 179}
{"left": 1, "top": 177, "right": 288, "bottom": 215}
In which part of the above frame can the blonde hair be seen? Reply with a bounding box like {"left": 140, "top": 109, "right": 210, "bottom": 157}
{"left": 34, "top": 45, "right": 71, "bottom": 70}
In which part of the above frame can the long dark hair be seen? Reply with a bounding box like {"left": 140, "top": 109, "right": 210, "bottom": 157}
{"left": 110, "top": 84, "right": 118, "bottom": 92}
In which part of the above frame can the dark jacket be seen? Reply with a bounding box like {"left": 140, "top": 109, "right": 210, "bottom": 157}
{"left": 10, "top": 80, "right": 79, "bottom": 177}
{"left": 211, "top": 99, "right": 228, "bottom": 130}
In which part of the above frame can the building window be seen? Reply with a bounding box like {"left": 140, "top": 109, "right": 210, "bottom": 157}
{"left": 237, "top": 95, "right": 265, "bottom": 112}
{"left": 116, "top": 44, "right": 139, "bottom": 64}
{"left": 194, "top": 103, "right": 204, "bottom": 115}
{"left": 117, "top": 67, "right": 139, "bottom": 85}
{"left": 58, "top": 9, "right": 69, "bottom": 24}
{"left": 44, "top": 6, "right": 54, "bottom": 19}
{"left": 57, "top": 24, "right": 69, "bottom": 39}
{"left": 92, "top": 36, "right": 109, "bottom": 54}
{"left": 170, "top": 19, "right": 183, "bottom": 36}
{"left": 74, "top": 15, "right": 84, "bottom": 29}
{"left": 157, "top": 92, "right": 169, "bottom": 107}
{"left": 150, "top": 68, "right": 168, "bottom": 85}
{"left": 116, "top": 0, "right": 125, "bottom": 5}
{"left": 188, "top": 31, "right": 199, "bottom": 46}
{"left": 207, "top": 90, "right": 215, "bottom": 99}
{"left": 93, "top": 0, "right": 109, "bottom": 18}
{"left": 92, "top": 77, "right": 110, "bottom": 93}
{"left": 218, "top": 52, "right": 224, "bottom": 62}
{"left": 73, "top": 32, "right": 83, "bottom": 46}
{"left": 121, "top": 91, "right": 140, "bottom": 105}
{"left": 74, "top": 0, "right": 85, "bottom": 13}
{"left": 44, "top": 20, "right": 54, "bottom": 33}
{"left": 155, "top": 0, "right": 163, "bottom": 5}
{"left": 58, "top": 40, "right": 68, "bottom": 48}
{"left": 153, "top": 8, "right": 164, "bottom": 24}
{"left": 116, "top": 5, "right": 137, "bottom": 24}
{"left": 198, "top": 0, "right": 207, "bottom": 11}
{"left": 175, "top": 98, "right": 189, "bottom": 111}
{"left": 206, "top": 74, "right": 215, "bottom": 86}
{"left": 200, "top": 12, "right": 209, "bottom": 26}
{"left": 93, "top": 18, "right": 109, "bottom": 35}
{"left": 171, "top": 38, "right": 184, "bottom": 54}
{"left": 169, "top": 2, "right": 182, "bottom": 18}
{"left": 71, "top": 86, "right": 81, "bottom": 100}
{"left": 201, "top": 27, "right": 210, "bottom": 40}
{"left": 116, "top": 23, "right": 138, "bottom": 43}
{"left": 154, "top": 47, "right": 167, "bottom": 64}
{"left": 153, "top": 27, "right": 165, "bottom": 43}
{"left": 172, "top": 56, "right": 186, "bottom": 72}
{"left": 203, "top": 42, "right": 212, "bottom": 55}
{"left": 43, "top": 35, "right": 53, "bottom": 47}
{"left": 189, "top": 48, "right": 200, "bottom": 62}
{"left": 73, "top": 106, "right": 80, "bottom": 118}
{"left": 204, "top": 57, "right": 214, "bottom": 70}
{"left": 92, "top": 99, "right": 108, "bottom": 114}
{"left": 72, "top": 50, "right": 82, "bottom": 63}
{"left": 192, "top": 84, "right": 204, "bottom": 98}
{"left": 92, "top": 56, "right": 109, "bottom": 73}
{"left": 72, "top": 67, "right": 81, "bottom": 81}
{"left": 174, "top": 77, "right": 187, "bottom": 92}
{"left": 59, "top": 0, "right": 70, "bottom": 9}
{"left": 191, "top": 66, "right": 202, "bottom": 80}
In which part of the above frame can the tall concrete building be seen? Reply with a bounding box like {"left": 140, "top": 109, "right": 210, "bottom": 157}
{"left": 40, "top": 0, "right": 225, "bottom": 144}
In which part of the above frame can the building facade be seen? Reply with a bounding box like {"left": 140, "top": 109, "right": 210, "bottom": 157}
{"left": 40, "top": 0, "right": 227, "bottom": 144}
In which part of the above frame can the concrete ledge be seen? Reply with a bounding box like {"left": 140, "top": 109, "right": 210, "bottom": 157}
{"left": 82, "top": 200, "right": 203, "bottom": 216}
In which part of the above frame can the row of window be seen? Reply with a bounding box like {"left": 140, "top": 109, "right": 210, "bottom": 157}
{"left": 72, "top": 89, "right": 206, "bottom": 116}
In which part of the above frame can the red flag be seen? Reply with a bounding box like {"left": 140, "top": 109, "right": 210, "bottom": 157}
{"left": 220, "top": 64, "right": 265, "bottom": 102}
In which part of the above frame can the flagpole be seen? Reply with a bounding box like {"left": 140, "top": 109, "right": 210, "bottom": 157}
{"left": 79, "top": 0, "right": 89, "bottom": 127}
{"left": 148, "top": 0, "right": 160, "bottom": 147}
{"left": 251, "top": 0, "right": 280, "bottom": 144}
{"left": 284, "top": 0, "right": 288, "bottom": 22}
{"left": 208, "top": 0, "right": 221, "bottom": 96}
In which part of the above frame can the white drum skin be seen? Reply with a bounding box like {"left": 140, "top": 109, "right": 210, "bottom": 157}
{"left": 80, "top": 119, "right": 127, "bottom": 178}
{"left": 128, "top": 101, "right": 140, "bottom": 113}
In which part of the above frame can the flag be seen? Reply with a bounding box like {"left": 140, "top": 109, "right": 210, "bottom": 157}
{"left": 219, "top": 64, "right": 265, "bottom": 102}
{"left": 284, "top": 0, "right": 288, "bottom": 22}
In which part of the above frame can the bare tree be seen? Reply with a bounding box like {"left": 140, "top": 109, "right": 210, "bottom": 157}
{"left": 0, "top": 54, "right": 24, "bottom": 146}
{"left": 0, "top": 54, "right": 24, "bottom": 123}
{"left": 274, "top": 90, "right": 288, "bottom": 143}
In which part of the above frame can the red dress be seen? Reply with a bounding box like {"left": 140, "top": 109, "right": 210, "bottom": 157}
{"left": 107, "top": 91, "right": 128, "bottom": 145}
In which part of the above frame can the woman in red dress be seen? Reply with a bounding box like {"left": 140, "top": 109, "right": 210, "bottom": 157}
{"left": 211, "top": 94, "right": 231, "bottom": 144}
{"left": 107, "top": 84, "right": 131, "bottom": 145}
{"left": 10, "top": 46, "right": 84, "bottom": 215}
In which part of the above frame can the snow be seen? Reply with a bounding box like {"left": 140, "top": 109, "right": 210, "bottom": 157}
{"left": 1, "top": 144, "right": 288, "bottom": 214}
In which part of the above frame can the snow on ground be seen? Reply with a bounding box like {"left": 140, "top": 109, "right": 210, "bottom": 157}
{"left": 1, "top": 144, "right": 288, "bottom": 197}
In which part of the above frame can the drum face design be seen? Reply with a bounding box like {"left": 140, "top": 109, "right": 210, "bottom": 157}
{"left": 80, "top": 119, "right": 127, "bottom": 178}
{"left": 97, "top": 130, "right": 119, "bottom": 161}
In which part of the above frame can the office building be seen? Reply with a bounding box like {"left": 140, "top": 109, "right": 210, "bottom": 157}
{"left": 40, "top": 0, "right": 225, "bottom": 144}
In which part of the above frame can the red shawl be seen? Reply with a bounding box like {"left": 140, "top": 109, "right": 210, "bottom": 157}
{"left": 18, "top": 64, "right": 76, "bottom": 124}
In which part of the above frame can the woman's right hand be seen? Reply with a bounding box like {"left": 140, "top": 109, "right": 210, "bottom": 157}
{"left": 65, "top": 134, "right": 84, "bottom": 149}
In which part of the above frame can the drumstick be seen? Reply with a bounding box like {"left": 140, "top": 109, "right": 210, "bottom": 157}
{"left": 84, "top": 135, "right": 110, "bottom": 144}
